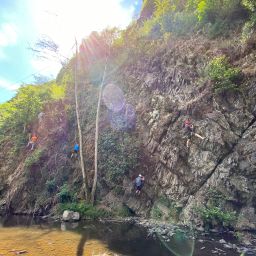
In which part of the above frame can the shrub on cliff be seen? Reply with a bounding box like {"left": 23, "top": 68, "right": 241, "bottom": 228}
{"left": 24, "top": 149, "right": 45, "bottom": 168}
{"left": 195, "top": 189, "right": 237, "bottom": 229}
{"left": 206, "top": 56, "right": 242, "bottom": 93}
{"left": 242, "top": 0, "right": 256, "bottom": 12}
{"left": 161, "top": 11, "right": 198, "bottom": 36}
{"left": 187, "top": 0, "right": 246, "bottom": 23}
{"left": 138, "top": 0, "right": 250, "bottom": 41}
{"left": 196, "top": 206, "right": 237, "bottom": 228}
{"left": 241, "top": 13, "right": 256, "bottom": 44}
{"left": 57, "top": 184, "right": 74, "bottom": 203}
{"left": 46, "top": 179, "right": 57, "bottom": 194}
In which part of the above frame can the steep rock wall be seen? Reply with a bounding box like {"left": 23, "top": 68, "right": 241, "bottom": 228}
{"left": 108, "top": 37, "right": 256, "bottom": 229}
{"left": 0, "top": 36, "right": 255, "bottom": 231}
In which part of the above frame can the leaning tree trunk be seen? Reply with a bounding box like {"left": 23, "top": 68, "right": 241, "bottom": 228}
{"left": 91, "top": 56, "right": 108, "bottom": 204}
{"left": 75, "top": 39, "right": 88, "bottom": 200}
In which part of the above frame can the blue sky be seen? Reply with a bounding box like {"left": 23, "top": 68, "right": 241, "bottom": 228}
{"left": 0, "top": 0, "right": 142, "bottom": 103}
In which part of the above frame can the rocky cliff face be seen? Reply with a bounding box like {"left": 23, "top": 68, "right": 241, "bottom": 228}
{"left": 103, "top": 36, "right": 256, "bottom": 230}
{"left": 0, "top": 34, "right": 255, "bottom": 230}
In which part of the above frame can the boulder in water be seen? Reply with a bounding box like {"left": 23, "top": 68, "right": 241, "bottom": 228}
{"left": 62, "top": 210, "right": 80, "bottom": 221}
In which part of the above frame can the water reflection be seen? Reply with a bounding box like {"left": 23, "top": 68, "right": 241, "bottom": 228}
{"left": 0, "top": 216, "right": 240, "bottom": 256}
{"left": 157, "top": 230, "right": 195, "bottom": 256}
{"left": 76, "top": 233, "right": 88, "bottom": 256}
{"left": 0, "top": 216, "right": 171, "bottom": 256}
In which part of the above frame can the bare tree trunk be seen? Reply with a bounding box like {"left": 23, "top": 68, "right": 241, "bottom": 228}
{"left": 75, "top": 39, "right": 88, "bottom": 200}
{"left": 91, "top": 56, "right": 108, "bottom": 204}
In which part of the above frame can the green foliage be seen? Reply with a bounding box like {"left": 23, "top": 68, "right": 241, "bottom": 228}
{"left": 206, "top": 188, "right": 228, "bottom": 207}
{"left": 99, "top": 130, "right": 140, "bottom": 183}
{"left": 59, "top": 202, "right": 111, "bottom": 219}
{"left": 185, "top": 0, "right": 201, "bottom": 11}
{"left": 143, "top": 0, "right": 256, "bottom": 44}
{"left": 0, "top": 85, "right": 45, "bottom": 130}
{"left": 195, "top": 189, "right": 237, "bottom": 228}
{"left": 206, "top": 56, "right": 242, "bottom": 93}
{"left": 196, "top": 0, "right": 207, "bottom": 21}
{"left": 46, "top": 179, "right": 57, "bottom": 193}
{"left": 50, "top": 83, "right": 65, "bottom": 100}
{"left": 234, "top": 231, "right": 243, "bottom": 241}
{"left": 139, "top": 0, "right": 249, "bottom": 41}
{"left": 57, "top": 64, "right": 74, "bottom": 88}
{"left": 141, "top": 2, "right": 197, "bottom": 38}
{"left": 154, "top": 0, "right": 175, "bottom": 18}
{"left": 242, "top": 0, "right": 256, "bottom": 12}
{"left": 162, "top": 11, "right": 198, "bottom": 36}
{"left": 203, "top": 19, "right": 229, "bottom": 39}
{"left": 241, "top": 13, "right": 256, "bottom": 42}
{"left": 196, "top": 206, "right": 236, "bottom": 228}
{"left": 24, "top": 149, "right": 45, "bottom": 168}
{"left": 194, "top": 0, "right": 242, "bottom": 23}
{"left": 151, "top": 205, "right": 163, "bottom": 219}
{"left": 57, "top": 184, "right": 74, "bottom": 203}
{"left": 140, "top": 17, "right": 162, "bottom": 39}
{"left": 114, "top": 23, "right": 142, "bottom": 50}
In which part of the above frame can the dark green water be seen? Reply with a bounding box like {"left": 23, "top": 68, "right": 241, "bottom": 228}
{"left": 0, "top": 216, "right": 241, "bottom": 256}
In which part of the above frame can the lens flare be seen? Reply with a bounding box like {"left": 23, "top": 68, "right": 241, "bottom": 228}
{"left": 156, "top": 230, "right": 195, "bottom": 256}
{"left": 103, "top": 83, "right": 125, "bottom": 113}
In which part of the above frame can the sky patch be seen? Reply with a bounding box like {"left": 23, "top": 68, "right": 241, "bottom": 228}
{"left": 0, "top": 0, "right": 142, "bottom": 103}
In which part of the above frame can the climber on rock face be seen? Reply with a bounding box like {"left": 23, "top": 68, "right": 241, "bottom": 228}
{"left": 26, "top": 134, "right": 38, "bottom": 151}
{"left": 71, "top": 143, "right": 79, "bottom": 159}
{"left": 135, "top": 174, "right": 145, "bottom": 195}
{"left": 183, "top": 118, "right": 205, "bottom": 148}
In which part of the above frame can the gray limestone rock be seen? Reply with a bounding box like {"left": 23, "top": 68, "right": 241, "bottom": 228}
{"left": 62, "top": 210, "right": 80, "bottom": 222}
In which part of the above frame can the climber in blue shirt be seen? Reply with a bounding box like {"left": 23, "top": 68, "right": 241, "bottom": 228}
{"left": 71, "top": 143, "right": 79, "bottom": 159}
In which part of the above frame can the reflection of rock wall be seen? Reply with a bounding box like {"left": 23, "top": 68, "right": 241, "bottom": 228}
{"left": 114, "top": 38, "right": 256, "bottom": 230}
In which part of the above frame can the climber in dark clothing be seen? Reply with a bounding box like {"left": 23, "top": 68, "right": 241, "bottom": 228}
{"left": 135, "top": 174, "right": 145, "bottom": 195}
{"left": 183, "top": 118, "right": 204, "bottom": 148}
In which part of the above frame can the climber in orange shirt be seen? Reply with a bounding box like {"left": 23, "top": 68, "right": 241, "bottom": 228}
{"left": 26, "top": 134, "right": 38, "bottom": 151}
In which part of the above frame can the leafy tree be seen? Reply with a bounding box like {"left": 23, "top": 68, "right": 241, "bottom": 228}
{"left": 241, "top": 0, "right": 256, "bottom": 42}
{"left": 50, "top": 83, "right": 65, "bottom": 100}
{"left": 154, "top": 0, "right": 175, "bottom": 18}
{"left": 185, "top": 0, "right": 246, "bottom": 23}
{"left": 242, "top": 0, "right": 256, "bottom": 12}
{"left": 2, "top": 85, "right": 49, "bottom": 133}
{"left": 206, "top": 56, "right": 242, "bottom": 93}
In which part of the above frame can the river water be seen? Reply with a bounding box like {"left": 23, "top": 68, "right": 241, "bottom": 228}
{"left": 0, "top": 216, "right": 242, "bottom": 256}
